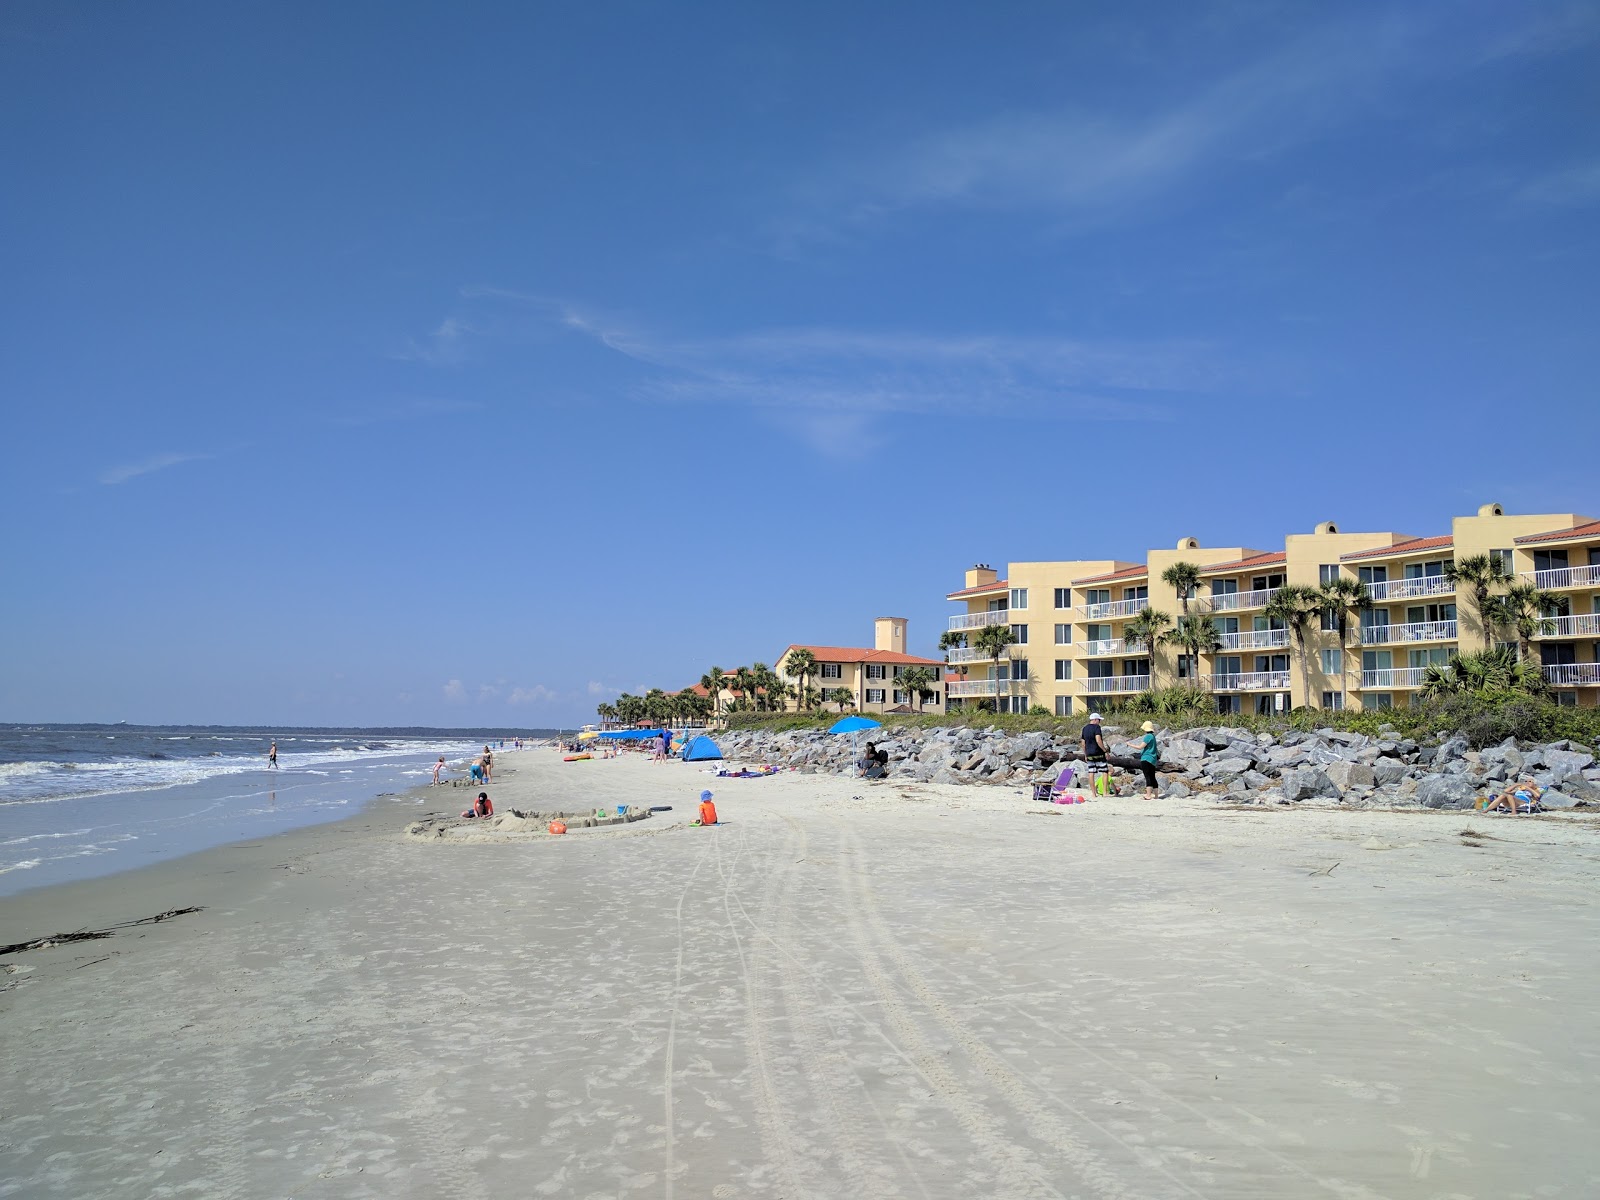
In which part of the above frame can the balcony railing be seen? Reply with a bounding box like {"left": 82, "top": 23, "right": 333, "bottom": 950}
{"left": 1205, "top": 587, "right": 1279, "bottom": 613}
{"left": 1084, "top": 674, "right": 1151, "bottom": 694}
{"left": 1082, "top": 637, "right": 1148, "bottom": 657}
{"left": 948, "top": 609, "right": 1009, "bottom": 632}
{"left": 944, "top": 647, "right": 988, "bottom": 664}
{"left": 1365, "top": 576, "right": 1453, "bottom": 602}
{"left": 1360, "top": 667, "right": 1427, "bottom": 689}
{"left": 1536, "top": 613, "right": 1600, "bottom": 639}
{"left": 945, "top": 678, "right": 1021, "bottom": 698}
{"left": 1076, "top": 597, "right": 1146, "bottom": 620}
{"left": 1359, "top": 620, "right": 1457, "bottom": 645}
{"left": 1206, "top": 670, "right": 1291, "bottom": 692}
{"left": 1543, "top": 663, "right": 1600, "bottom": 687}
{"left": 1217, "top": 628, "right": 1288, "bottom": 651}
{"left": 1523, "top": 564, "right": 1600, "bottom": 590}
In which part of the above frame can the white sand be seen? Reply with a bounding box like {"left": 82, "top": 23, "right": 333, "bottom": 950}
{"left": 4, "top": 746, "right": 1600, "bottom": 1198}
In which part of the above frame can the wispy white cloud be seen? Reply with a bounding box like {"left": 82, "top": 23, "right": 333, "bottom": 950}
{"left": 442, "top": 679, "right": 467, "bottom": 703}
{"left": 394, "top": 317, "right": 484, "bottom": 365}
{"left": 1516, "top": 162, "right": 1600, "bottom": 208}
{"left": 509, "top": 685, "right": 557, "bottom": 705}
{"left": 99, "top": 452, "right": 211, "bottom": 486}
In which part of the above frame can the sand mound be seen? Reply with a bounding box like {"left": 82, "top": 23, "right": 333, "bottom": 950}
{"left": 405, "top": 806, "right": 654, "bottom": 842}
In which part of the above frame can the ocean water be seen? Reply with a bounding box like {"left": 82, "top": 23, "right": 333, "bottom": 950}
{"left": 0, "top": 724, "right": 554, "bottom": 898}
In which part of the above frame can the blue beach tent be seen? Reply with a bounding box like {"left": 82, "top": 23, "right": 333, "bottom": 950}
{"left": 680, "top": 735, "right": 724, "bottom": 762}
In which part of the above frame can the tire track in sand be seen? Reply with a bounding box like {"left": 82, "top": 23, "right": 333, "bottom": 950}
{"left": 663, "top": 835, "right": 714, "bottom": 1200}
{"left": 840, "top": 826, "right": 1202, "bottom": 1200}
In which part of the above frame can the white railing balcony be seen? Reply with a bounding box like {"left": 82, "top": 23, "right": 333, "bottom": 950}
{"left": 1082, "top": 637, "right": 1148, "bottom": 657}
{"left": 948, "top": 609, "right": 1009, "bottom": 632}
{"left": 1523, "top": 564, "right": 1600, "bottom": 590}
{"left": 946, "top": 678, "right": 1005, "bottom": 697}
{"left": 1365, "top": 576, "right": 1454, "bottom": 602}
{"left": 1206, "top": 670, "right": 1291, "bottom": 692}
{"left": 944, "top": 647, "right": 987, "bottom": 664}
{"left": 1360, "top": 620, "right": 1457, "bottom": 645}
{"left": 1206, "top": 587, "right": 1278, "bottom": 613}
{"left": 1217, "top": 628, "right": 1289, "bottom": 651}
{"left": 1536, "top": 613, "right": 1600, "bottom": 639}
{"left": 1085, "top": 674, "right": 1151, "bottom": 694}
{"left": 1543, "top": 663, "right": 1600, "bottom": 687}
{"left": 1360, "top": 667, "right": 1427, "bottom": 689}
{"left": 1076, "top": 597, "right": 1146, "bottom": 620}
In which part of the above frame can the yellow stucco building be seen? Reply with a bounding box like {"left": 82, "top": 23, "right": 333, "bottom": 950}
{"left": 944, "top": 505, "right": 1600, "bottom": 715}
{"left": 778, "top": 618, "right": 946, "bottom": 715}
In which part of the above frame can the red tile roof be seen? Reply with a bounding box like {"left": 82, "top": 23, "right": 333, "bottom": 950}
{"left": 781, "top": 644, "right": 945, "bottom": 667}
{"left": 1340, "top": 535, "right": 1452, "bottom": 562}
{"left": 1515, "top": 519, "right": 1600, "bottom": 545}
{"left": 945, "top": 578, "right": 1008, "bottom": 599}
{"left": 1072, "top": 564, "right": 1149, "bottom": 585}
{"left": 1201, "top": 550, "right": 1285, "bottom": 573}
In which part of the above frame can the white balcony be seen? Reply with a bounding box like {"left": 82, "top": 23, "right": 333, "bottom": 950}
{"left": 1085, "top": 674, "right": 1151, "bottom": 694}
{"left": 1082, "top": 637, "right": 1148, "bottom": 657}
{"left": 944, "top": 647, "right": 987, "bottom": 664}
{"left": 1206, "top": 587, "right": 1279, "bottom": 613}
{"left": 945, "top": 678, "right": 1004, "bottom": 697}
{"left": 1365, "top": 576, "right": 1454, "bottom": 602}
{"left": 1360, "top": 620, "right": 1457, "bottom": 646}
{"left": 1523, "top": 564, "right": 1600, "bottom": 590}
{"left": 1536, "top": 613, "right": 1600, "bottom": 639}
{"left": 1360, "top": 667, "right": 1427, "bottom": 689}
{"left": 949, "top": 609, "right": 1009, "bottom": 632}
{"left": 1076, "top": 597, "right": 1146, "bottom": 620}
{"left": 1544, "top": 663, "right": 1600, "bottom": 687}
{"left": 1217, "top": 628, "right": 1289, "bottom": 651}
{"left": 1206, "top": 670, "right": 1291, "bottom": 692}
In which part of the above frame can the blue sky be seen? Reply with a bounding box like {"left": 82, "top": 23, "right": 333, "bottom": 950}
{"left": 3, "top": 1, "right": 1597, "bottom": 726}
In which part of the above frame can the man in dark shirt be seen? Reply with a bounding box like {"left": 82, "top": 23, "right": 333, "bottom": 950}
{"left": 1082, "top": 713, "right": 1110, "bottom": 793}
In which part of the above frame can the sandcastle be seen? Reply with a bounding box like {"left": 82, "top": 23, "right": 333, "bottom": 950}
{"left": 405, "top": 805, "right": 654, "bottom": 841}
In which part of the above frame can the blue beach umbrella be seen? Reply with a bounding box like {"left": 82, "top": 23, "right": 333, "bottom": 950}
{"left": 829, "top": 715, "right": 881, "bottom": 767}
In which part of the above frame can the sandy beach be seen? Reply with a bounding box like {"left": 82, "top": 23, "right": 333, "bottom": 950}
{"left": 4, "top": 747, "right": 1600, "bottom": 1198}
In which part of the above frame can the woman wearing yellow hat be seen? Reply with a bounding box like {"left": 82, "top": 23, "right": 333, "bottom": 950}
{"left": 1136, "top": 721, "right": 1160, "bottom": 799}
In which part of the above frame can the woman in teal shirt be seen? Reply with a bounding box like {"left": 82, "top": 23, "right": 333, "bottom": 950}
{"left": 1136, "top": 720, "right": 1160, "bottom": 798}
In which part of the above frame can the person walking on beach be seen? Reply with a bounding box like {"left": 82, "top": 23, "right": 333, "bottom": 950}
{"left": 480, "top": 746, "right": 493, "bottom": 782}
{"left": 268, "top": 740, "right": 278, "bottom": 770}
{"left": 432, "top": 756, "right": 446, "bottom": 785}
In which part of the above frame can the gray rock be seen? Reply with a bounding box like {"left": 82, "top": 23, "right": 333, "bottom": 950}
{"left": 1204, "top": 755, "right": 1255, "bottom": 781}
{"left": 1555, "top": 777, "right": 1600, "bottom": 803}
{"left": 1416, "top": 775, "right": 1478, "bottom": 809}
{"left": 1326, "top": 730, "right": 1369, "bottom": 748}
{"left": 1325, "top": 761, "right": 1376, "bottom": 791}
{"left": 1164, "top": 738, "right": 1207, "bottom": 765}
{"left": 1371, "top": 758, "right": 1408, "bottom": 786}
{"left": 1242, "top": 770, "right": 1272, "bottom": 790}
{"left": 1265, "top": 745, "right": 1308, "bottom": 767}
{"left": 1546, "top": 748, "right": 1596, "bottom": 779}
{"left": 1283, "top": 767, "right": 1339, "bottom": 801}
{"left": 1163, "top": 780, "right": 1193, "bottom": 798}
{"left": 1541, "top": 790, "right": 1580, "bottom": 809}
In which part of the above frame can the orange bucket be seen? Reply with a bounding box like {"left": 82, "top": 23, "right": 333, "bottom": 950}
{"left": 548, "top": 819, "right": 568, "bottom": 835}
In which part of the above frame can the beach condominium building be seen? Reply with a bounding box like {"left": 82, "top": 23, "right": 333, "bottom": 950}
{"left": 778, "top": 618, "right": 946, "bottom": 715}
{"left": 945, "top": 505, "right": 1599, "bottom": 714}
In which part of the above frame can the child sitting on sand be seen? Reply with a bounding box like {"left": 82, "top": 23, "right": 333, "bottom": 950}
{"left": 461, "top": 792, "right": 494, "bottom": 820}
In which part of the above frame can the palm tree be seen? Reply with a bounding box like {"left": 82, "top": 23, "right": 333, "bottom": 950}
{"left": 1122, "top": 607, "right": 1172, "bottom": 686}
{"left": 1264, "top": 584, "right": 1322, "bottom": 707}
{"left": 595, "top": 701, "right": 617, "bottom": 729}
{"left": 783, "top": 648, "right": 817, "bottom": 714}
{"left": 1161, "top": 613, "right": 1224, "bottom": 687}
{"left": 1444, "top": 554, "right": 1512, "bottom": 651}
{"left": 700, "top": 667, "right": 726, "bottom": 724}
{"left": 972, "top": 621, "right": 1016, "bottom": 710}
{"left": 1161, "top": 561, "right": 1204, "bottom": 616}
{"left": 937, "top": 629, "right": 967, "bottom": 662}
{"left": 749, "top": 662, "right": 776, "bottom": 712}
{"left": 898, "top": 665, "right": 935, "bottom": 713}
{"left": 1317, "top": 575, "right": 1369, "bottom": 709}
{"left": 1420, "top": 646, "right": 1549, "bottom": 699}
{"left": 732, "top": 667, "right": 756, "bottom": 710}
{"left": 827, "top": 687, "right": 854, "bottom": 713}
{"left": 1488, "top": 582, "right": 1563, "bottom": 662}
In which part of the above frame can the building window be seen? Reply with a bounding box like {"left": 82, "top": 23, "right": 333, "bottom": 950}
{"left": 892, "top": 689, "right": 908, "bottom": 705}
{"left": 1054, "top": 624, "right": 1072, "bottom": 645}
{"left": 820, "top": 663, "right": 842, "bottom": 679}
{"left": 1321, "top": 649, "right": 1342, "bottom": 674}
{"left": 1124, "top": 585, "right": 1148, "bottom": 603}
{"left": 865, "top": 664, "right": 886, "bottom": 680}
{"left": 865, "top": 688, "right": 885, "bottom": 703}
{"left": 1554, "top": 691, "right": 1577, "bottom": 708}
{"left": 1320, "top": 606, "right": 1338, "bottom": 631}
{"left": 1490, "top": 548, "right": 1513, "bottom": 574}
{"left": 1054, "top": 588, "right": 1071, "bottom": 609}
{"left": 1054, "top": 659, "right": 1072, "bottom": 681}
{"left": 1085, "top": 588, "right": 1110, "bottom": 606}
{"left": 1176, "top": 653, "right": 1195, "bottom": 679}
{"left": 1367, "top": 693, "right": 1393, "bottom": 711}
{"left": 1010, "top": 624, "right": 1029, "bottom": 644}
{"left": 1217, "top": 695, "right": 1241, "bottom": 714}
{"left": 1009, "top": 588, "right": 1028, "bottom": 610}
{"left": 1319, "top": 564, "right": 1340, "bottom": 585}
{"left": 1012, "top": 658, "right": 1029, "bottom": 681}
{"left": 1322, "top": 691, "right": 1344, "bottom": 710}
{"left": 1055, "top": 695, "right": 1073, "bottom": 716}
